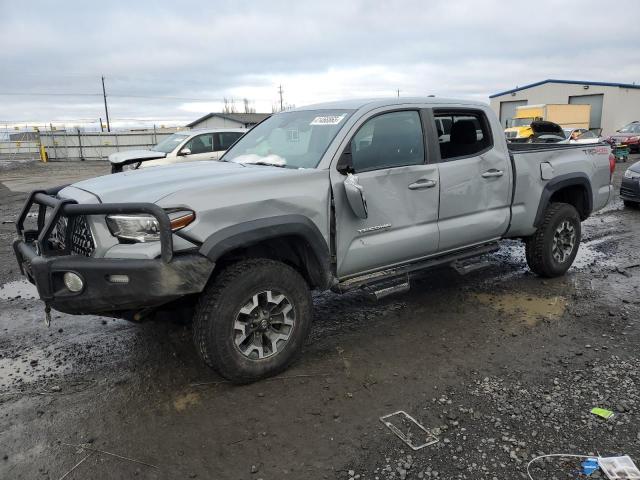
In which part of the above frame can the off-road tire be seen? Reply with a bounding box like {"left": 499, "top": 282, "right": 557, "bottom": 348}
{"left": 192, "top": 259, "right": 312, "bottom": 383}
{"left": 525, "top": 202, "right": 581, "bottom": 278}
{"left": 623, "top": 200, "right": 638, "bottom": 209}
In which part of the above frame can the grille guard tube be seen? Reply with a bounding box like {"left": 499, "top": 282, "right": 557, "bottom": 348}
{"left": 16, "top": 186, "right": 174, "bottom": 263}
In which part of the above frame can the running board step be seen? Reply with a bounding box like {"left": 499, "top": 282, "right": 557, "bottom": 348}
{"left": 452, "top": 259, "right": 495, "bottom": 276}
{"left": 366, "top": 276, "right": 411, "bottom": 300}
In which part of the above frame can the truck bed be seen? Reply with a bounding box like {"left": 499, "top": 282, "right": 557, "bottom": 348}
{"left": 505, "top": 142, "right": 612, "bottom": 238}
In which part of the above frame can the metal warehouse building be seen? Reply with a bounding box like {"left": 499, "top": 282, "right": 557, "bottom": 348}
{"left": 489, "top": 79, "right": 640, "bottom": 135}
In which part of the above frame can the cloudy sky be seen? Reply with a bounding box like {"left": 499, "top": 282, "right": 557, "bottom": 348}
{"left": 1, "top": 0, "right": 639, "bottom": 129}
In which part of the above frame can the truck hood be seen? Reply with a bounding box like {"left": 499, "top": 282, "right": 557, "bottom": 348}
{"left": 108, "top": 150, "right": 167, "bottom": 165}
{"left": 63, "top": 161, "right": 313, "bottom": 204}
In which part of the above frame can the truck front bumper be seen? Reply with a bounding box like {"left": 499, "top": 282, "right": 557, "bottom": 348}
{"left": 12, "top": 187, "right": 214, "bottom": 316}
{"left": 14, "top": 239, "right": 214, "bottom": 315}
{"left": 620, "top": 176, "right": 640, "bottom": 204}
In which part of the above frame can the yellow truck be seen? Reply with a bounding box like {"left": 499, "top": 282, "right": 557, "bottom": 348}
{"left": 505, "top": 104, "right": 591, "bottom": 141}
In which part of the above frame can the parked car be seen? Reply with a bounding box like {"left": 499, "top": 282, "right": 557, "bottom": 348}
{"left": 14, "top": 98, "right": 614, "bottom": 383}
{"left": 525, "top": 121, "right": 567, "bottom": 143}
{"left": 109, "top": 128, "right": 246, "bottom": 173}
{"left": 620, "top": 160, "right": 640, "bottom": 207}
{"left": 563, "top": 128, "right": 602, "bottom": 144}
{"left": 607, "top": 121, "right": 640, "bottom": 153}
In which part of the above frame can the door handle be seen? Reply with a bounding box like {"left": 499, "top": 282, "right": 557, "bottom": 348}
{"left": 408, "top": 179, "right": 437, "bottom": 190}
{"left": 481, "top": 169, "right": 504, "bottom": 178}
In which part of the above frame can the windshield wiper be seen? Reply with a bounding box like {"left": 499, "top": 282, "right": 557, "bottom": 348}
{"left": 243, "top": 161, "right": 286, "bottom": 168}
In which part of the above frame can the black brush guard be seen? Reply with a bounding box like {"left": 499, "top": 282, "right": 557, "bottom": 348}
{"left": 15, "top": 185, "right": 174, "bottom": 263}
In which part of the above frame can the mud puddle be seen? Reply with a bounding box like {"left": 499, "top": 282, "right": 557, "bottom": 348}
{"left": 472, "top": 291, "right": 567, "bottom": 326}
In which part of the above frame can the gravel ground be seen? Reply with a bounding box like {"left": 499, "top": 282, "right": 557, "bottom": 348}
{"left": 1, "top": 157, "right": 640, "bottom": 480}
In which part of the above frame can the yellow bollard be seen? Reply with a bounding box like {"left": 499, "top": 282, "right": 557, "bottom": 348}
{"left": 39, "top": 144, "right": 47, "bottom": 163}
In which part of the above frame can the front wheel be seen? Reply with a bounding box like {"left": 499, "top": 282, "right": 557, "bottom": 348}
{"left": 624, "top": 200, "right": 639, "bottom": 209}
{"left": 192, "top": 259, "right": 312, "bottom": 383}
{"left": 525, "top": 203, "right": 581, "bottom": 278}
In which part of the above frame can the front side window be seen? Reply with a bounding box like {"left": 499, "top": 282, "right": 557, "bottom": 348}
{"left": 223, "top": 109, "right": 353, "bottom": 169}
{"left": 350, "top": 110, "right": 425, "bottom": 172}
{"left": 184, "top": 134, "right": 213, "bottom": 154}
{"left": 435, "top": 111, "right": 492, "bottom": 160}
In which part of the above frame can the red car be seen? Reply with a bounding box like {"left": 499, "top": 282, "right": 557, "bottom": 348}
{"left": 608, "top": 121, "right": 640, "bottom": 152}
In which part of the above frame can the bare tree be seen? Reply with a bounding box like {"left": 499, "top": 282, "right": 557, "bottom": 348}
{"left": 243, "top": 98, "right": 255, "bottom": 114}
{"left": 222, "top": 98, "right": 238, "bottom": 114}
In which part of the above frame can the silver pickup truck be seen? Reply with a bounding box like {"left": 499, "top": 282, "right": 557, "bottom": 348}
{"left": 13, "top": 98, "right": 614, "bottom": 382}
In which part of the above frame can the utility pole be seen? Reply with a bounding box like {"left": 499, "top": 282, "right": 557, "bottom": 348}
{"left": 397, "top": 89, "right": 400, "bottom": 98}
{"left": 99, "top": 117, "right": 104, "bottom": 132}
{"left": 101, "top": 76, "right": 111, "bottom": 132}
{"left": 278, "top": 84, "right": 284, "bottom": 112}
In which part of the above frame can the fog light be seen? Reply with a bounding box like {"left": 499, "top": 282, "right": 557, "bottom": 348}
{"left": 107, "top": 274, "right": 129, "bottom": 284}
{"left": 63, "top": 272, "right": 84, "bottom": 292}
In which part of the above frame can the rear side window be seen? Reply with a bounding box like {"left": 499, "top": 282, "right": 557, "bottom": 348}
{"left": 215, "top": 132, "right": 243, "bottom": 151}
{"left": 350, "top": 110, "right": 425, "bottom": 172}
{"left": 434, "top": 111, "right": 492, "bottom": 160}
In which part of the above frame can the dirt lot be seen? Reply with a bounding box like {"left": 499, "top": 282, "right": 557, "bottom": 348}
{"left": 1, "top": 159, "right": 640, "bottom": 480}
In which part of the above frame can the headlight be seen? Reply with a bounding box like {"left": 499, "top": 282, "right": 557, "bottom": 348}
{"left": 624, "top": 169, "right": 640, "bottom": 179}
{"left": 106, "top": 210, "right": 195, "bottom": 242}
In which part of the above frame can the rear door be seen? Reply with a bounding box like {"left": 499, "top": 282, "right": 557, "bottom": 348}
{"left": 332, "top": 109, "right": 440, "bottom": 278}
{"left": 432, "top": 108, "right": 512, "bottom": 251}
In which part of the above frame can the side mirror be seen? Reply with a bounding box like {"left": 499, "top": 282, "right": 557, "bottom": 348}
{"left": 178, "top": 147, "right": 191, "bottom": 156}
{"left": 336, "top": 144, "right": 354, "bottom": 175}
{"left": 343, "top": 173, "right": 368, "bottom": 219}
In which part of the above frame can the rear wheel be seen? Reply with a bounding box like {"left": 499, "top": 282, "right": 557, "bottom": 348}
{"left": 192, "top": 259, "right": 312, "bottom": 383}
{"left": 525, "top": 203, "right": 581, "bottom": 277}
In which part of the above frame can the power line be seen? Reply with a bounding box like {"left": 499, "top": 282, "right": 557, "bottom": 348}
{"left": 0, "top": 92, "right": 101, "bottom": 97}
{"left": 0, "top": 92, "right": 273, "bottom": 102}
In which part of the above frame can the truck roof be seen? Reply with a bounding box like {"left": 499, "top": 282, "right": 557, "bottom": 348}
{"left": 293, "top": 97, "right": 487, "bottom": 111}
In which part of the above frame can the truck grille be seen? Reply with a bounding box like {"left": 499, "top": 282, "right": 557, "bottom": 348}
{"left": 51, "top": 216, "right": 96, "bottom": 257}
{"left": 505, "top": 131, "right": 517, "bottom": 139}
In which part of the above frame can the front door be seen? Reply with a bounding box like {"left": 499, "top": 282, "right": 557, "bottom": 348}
{"left": 432, "top": 109, "right": 512, "bottom": 251}
{"left": 332, "top": 110, "right": 440, "bottom": 278}
{"left": 180, "top": 133, "right": 216, "bottom": 162}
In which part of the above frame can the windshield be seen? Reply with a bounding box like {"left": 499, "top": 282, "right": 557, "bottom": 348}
{"left": 618, "top": 123, "right": 640, "bottom": 134}
{"left": 151, "top": 133, "right": 190, "bottom": 153}
{"left": 511, "top": 117, "right": 534, "bottom": 127}
{"left": 222, "top": 109, "right": 354, "bottom": 169}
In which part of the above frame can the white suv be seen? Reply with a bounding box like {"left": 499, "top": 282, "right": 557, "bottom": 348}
{"left": 109, "top": 128, "right": 246, "bottom": 172}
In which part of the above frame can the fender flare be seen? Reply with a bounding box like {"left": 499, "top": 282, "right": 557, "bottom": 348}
{"left": 533, "top": 173, "right": 593, "bottom": 227}
{"left": 198, "top": 215, "right": 332, "bottom": 288}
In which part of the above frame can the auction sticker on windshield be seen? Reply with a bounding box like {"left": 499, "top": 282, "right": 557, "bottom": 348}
{"left": 310, "top": 114, "right": 346, "bottom": 126}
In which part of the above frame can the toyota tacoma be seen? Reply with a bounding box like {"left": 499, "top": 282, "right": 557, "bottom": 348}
{"left": 14, "top": 98, "right": 615, "bottom": 382}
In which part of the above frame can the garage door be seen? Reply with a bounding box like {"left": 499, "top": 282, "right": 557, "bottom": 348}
{"left": 569, "top": 94, "right": 603, "bottom": 130}
{"left": 498, "top": 100, "right": 527, "bottom": 128}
